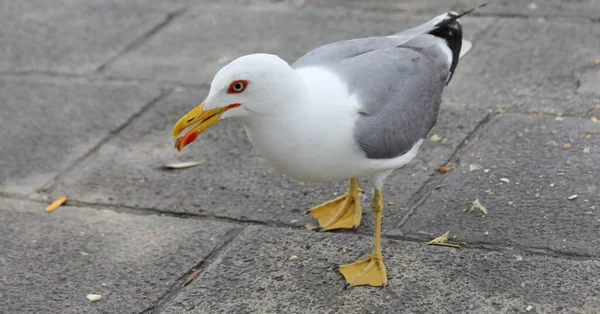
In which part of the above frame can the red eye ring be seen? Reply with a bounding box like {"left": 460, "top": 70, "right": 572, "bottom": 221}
{"left": 228, "top": 80, "right": 248, "bottom": 94}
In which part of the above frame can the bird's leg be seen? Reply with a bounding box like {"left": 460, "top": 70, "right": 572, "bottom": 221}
{"left": 337, "top": 188, "right": 387, "bottom": 288}
{"left": 308, "top": 177, "right": 362, "bottom": 231}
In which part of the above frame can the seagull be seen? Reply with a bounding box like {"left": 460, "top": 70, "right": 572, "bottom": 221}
{"left": 172, "top": 4, "right": 485, "bottom": 288}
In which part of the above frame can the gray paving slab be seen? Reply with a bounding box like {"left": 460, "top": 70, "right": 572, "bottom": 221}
{"left": 390, "top": 114, "right": 600, "bottom": 256}
{"left": 49, "top": 88, "right": 488, "bottom": 235}
{"left": 0, "top": 77, "right": 162, "bottom": 195}
{"left": 104, "top": 4, "right": 493, "bottom": 85}
{"left": 445, "top": 17, "right": 600, "bottom": 116}
{"left": 161, "top": 225, "right": 600, "bottom": 314}
{"left": 0, "top": 0, "right": 181, "bottom": 73}
{"left": 201, "top": 0, "right": 600, "bottom": 19}
{"left": 0, "top": 198, "right": 239, "bottom": 314}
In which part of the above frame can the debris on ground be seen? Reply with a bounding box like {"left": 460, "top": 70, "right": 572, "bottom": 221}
{"left": 500, "top": 178, "right": 510, "bottom": 183}
{"left": 469, "top": 164, "right": 481, "bottom": 172}
{"left": 45, "top": 196, "right": 67, "bottom": 213}
{"left": 163, "top": 161, "right": 204, "bottom": 169}
{"left": 182, "top": 269, "right": 202, "bottom": 287}
{"left": 526, "top": 305, "right": 534, "bottom": 312}
{"left": 567, "top": 194, "right": 578, "bottom": 200}
{"left": 437, "top": 166, "right": 451, "bottom": 173}
{"left": 86, "top": 294, "right": 102, "bottom": 302}
{"left": 484, "top": 231, "right": 489, "bottom": 236}
{"left": 288, "top": 255, "right": 298, "bottom": 261}
{"left": 430, "top": 134, "right": 442, "bottom": 142}
{"left": 426, "top": 231, "right": 461, "bottom": 248}
{"left": 470, "top": 198, "right": 488, "bottom": 214}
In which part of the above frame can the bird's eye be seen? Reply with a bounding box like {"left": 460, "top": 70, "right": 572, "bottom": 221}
{"left": 228, "top": 80, "right": 248, "bottom": 94}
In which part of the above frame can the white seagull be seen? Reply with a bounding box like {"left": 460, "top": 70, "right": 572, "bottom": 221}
{"left": 172, "top": 5, "right": 484, "bottom": 288}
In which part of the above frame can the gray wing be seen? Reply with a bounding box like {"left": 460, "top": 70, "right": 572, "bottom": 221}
{"left": 292, "top": 15, "right": 453, "bottom": 159}
{"left": 292, "top": 12, "right": 451, "bottom": 68}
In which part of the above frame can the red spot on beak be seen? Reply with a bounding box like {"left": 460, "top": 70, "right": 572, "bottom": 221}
{"left": 227, "top": 103, "right": 242, "bottom": 109}
{"left": 182, "top": 132, "right": 199, "bottom": 147}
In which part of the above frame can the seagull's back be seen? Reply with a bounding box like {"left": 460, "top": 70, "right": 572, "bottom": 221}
{"left": 296, "top": 14, "right": 463, "bottom": 153}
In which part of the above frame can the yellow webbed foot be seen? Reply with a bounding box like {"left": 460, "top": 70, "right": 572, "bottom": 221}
{"left": 308, "top": 178, "right": 362, "bottom": 231}
{"left": 338, "top": 255, "right": 387, "bottom": 289}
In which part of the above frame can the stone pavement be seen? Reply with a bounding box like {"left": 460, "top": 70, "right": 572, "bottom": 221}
{"left": 1, "top": 0, "right": 599, "bottom": 313}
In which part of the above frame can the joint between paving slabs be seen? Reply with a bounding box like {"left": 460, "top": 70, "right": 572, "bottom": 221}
{"left": 471, "top": 12, "right": 596, "bottom": 24}
{"left": 390, "top": 231, "right": 600, "bottom": 261}
{"left": 145, "top": 227, "right": 245, "bottom": 314}
{"left": 0, "top": 70, "right": 210, "bottom": 92}
{"left": 35, "top": 89, "right": 174, "bottom": 196}
{"left": 393, "top": 112, "right": 494, "bottom": 230}
{"left": 96, "top": 7, "right": 187, "bottom": 74}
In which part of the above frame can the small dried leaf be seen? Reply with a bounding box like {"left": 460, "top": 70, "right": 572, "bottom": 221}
{"left": 45, "top": 196, "right": 67, "bottom": 213}
{"left": 164, "top": 161, "right": 204, "bottom": 169}
{"left": 472, "top": 198, "right": 488, "bottom": 214}
{"left": 182, "top": 269, "right": 202, "bottom": 287}
{"left": 427, "top": 231, "right": 462, "bottom": 248}
{"left": 592, "top": 117, "right": 599, "bottom": 123}
{"left": 427, "top": 231, "right": 449, "bottom": 244}
{"left": 437, "top": 166, "right": 451, "bottom": 173}
{"left": 583, "top": 147, "right": 590, "bottom": 154}
{"left": 563, "top": 143, "right": 570, "bottom": 149}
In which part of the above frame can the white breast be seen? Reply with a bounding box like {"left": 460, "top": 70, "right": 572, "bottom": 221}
{"left": 242, "top": 66, "right": 421, "bottom": 182}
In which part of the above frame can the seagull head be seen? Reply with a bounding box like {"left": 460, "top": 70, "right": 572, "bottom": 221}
{"left": 172, "top": 53, "right": 301, "bottom": 152}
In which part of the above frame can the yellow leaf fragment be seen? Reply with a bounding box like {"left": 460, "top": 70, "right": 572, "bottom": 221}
{"left": 427, "top": 231, "right": 461, "bottom": 248}
{"left": 430, "top": 134, "right": 442, "bottom": 142}
{"left": 470, "top": 198, "right": 488, "bottom": 214}
{"left": 45, "top": 196, "right": 67, "bottom": 213}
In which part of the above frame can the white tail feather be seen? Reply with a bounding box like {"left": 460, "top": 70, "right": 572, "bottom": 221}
{"left": 459, "top": 40, "right": 473, "bottom": 59}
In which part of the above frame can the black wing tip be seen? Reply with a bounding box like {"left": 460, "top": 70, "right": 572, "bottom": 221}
{"left": 429, "top": 1, "right": 491, "bottom": 84}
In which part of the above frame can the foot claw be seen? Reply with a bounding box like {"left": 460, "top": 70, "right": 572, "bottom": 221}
{"left": 343, "top": 283, "right": 351, "bottom": 290}
{"left": 314, "top": 226, "right": 322, "bottom": 232}
{"left": 332, "top": 265, "right": 340, "bottom": 271}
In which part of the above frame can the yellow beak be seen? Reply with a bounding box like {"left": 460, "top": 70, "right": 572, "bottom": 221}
{"left": 172, "top": 101, "right": 238, "bottom": 152}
